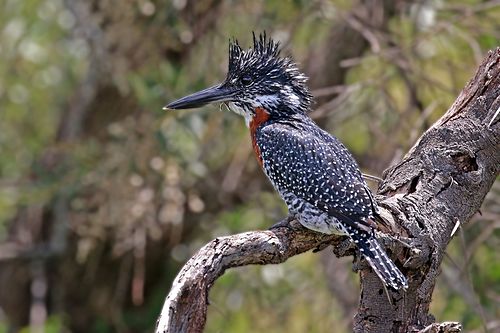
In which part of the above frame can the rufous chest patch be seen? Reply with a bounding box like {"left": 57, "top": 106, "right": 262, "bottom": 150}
{"left": 249, "top": 107, "right": 270, "bottom": 167}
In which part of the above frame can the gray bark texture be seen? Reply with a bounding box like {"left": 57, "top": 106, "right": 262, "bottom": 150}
{"left": 155, "top": 48, "right": 500, "bottom": 333}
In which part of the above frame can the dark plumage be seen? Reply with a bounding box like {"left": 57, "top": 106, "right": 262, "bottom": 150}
{"left": 166, "top": 32, "right": 408, "bottom": 290}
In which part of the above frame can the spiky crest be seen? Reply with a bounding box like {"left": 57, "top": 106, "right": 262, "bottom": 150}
{"left": 226, "top": 32, "right": 312, "bottom": 115}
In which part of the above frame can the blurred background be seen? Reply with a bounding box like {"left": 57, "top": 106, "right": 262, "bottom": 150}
{"left": 0, "top": 0, "right": 499, "bottom": 332}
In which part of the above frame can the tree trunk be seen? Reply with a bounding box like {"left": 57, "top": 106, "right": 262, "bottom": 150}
{"left": 156, "top": 49, "right": 500, "bottom": 332}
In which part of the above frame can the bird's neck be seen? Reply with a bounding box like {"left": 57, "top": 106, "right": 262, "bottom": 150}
{"left": 249, "top": 107, "right": 271, "bottom": 167}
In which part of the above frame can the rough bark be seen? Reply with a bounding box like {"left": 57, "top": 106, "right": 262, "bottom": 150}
{"left": 156, "top": 219, "right": 340, "bottom": 333}
{"left": 156, "top": 49, "right": 500, "bottom": 332}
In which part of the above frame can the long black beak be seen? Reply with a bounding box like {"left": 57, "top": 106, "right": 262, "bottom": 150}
{"left": 164, "top": 84, "right": 234, "bottom": 110}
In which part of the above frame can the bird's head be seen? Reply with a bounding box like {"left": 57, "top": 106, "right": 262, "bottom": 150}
{"left": 165, "top": 33, "right": 313, "bottom": 125}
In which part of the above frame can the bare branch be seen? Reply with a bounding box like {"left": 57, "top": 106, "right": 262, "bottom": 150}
{"left": 155, "top": 219, "right": 339, "bottom": 333}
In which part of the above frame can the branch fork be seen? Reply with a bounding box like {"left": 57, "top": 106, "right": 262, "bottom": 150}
{"left": 157, "top": 48, "right": 500, "bottom": 333}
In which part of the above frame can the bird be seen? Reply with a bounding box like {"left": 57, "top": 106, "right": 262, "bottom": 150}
{"left": 165, "top": 32, "right": 408, "bottom": 290}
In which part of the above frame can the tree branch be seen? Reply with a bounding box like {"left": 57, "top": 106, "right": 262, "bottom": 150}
{"left": 156, "top": 48, "right": 500, "bottom": 333}
{"left": 155, "top": 219, "right": 340, "bottom": 333}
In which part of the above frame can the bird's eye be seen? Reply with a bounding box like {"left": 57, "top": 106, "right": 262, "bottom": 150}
{"left": 241, "top": 75, "right": 252, "bottom": 86}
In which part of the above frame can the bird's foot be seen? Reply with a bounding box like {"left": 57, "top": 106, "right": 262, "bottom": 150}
{"left": 269, "top": 214, "right": 296, "bottom": 230}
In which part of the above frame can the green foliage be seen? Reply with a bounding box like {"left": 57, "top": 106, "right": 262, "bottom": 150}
{"left": 0, "top": 0, "right": 84, "bottom": 225}
{"left": 206, "top": 255, "right": 351, "bottom": 333}
{"left": 5, "top": 316, "right": 64, "bottom": 333}
{"left": 0, "top": 0, "right": 498, "bottom": 332}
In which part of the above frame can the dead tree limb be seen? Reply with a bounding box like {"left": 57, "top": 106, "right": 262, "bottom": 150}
{"left": 156, "top": 48, "right": 500, "bottom": 333}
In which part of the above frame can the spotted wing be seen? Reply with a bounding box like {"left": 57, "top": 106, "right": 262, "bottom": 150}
{"left": 257, "top": 121, "right": 377, "bottom": 230}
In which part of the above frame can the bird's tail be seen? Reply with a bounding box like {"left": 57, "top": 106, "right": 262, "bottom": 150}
{"left": 350, "top": 230, "right": 408, "bottom": 290}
